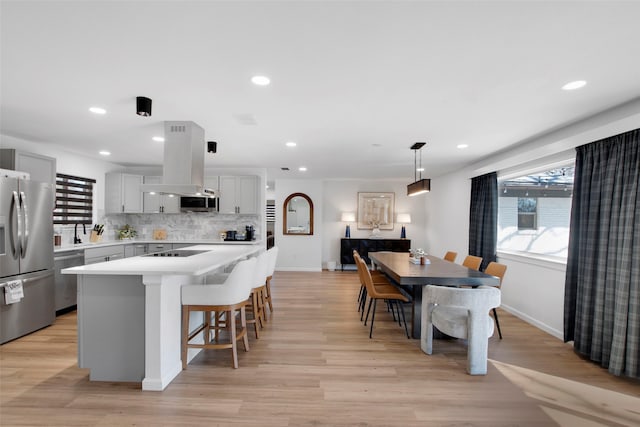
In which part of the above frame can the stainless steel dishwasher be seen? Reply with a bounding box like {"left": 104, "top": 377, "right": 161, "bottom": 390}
{"left": 53, "top": 250, "right": 84, "bottom": 313}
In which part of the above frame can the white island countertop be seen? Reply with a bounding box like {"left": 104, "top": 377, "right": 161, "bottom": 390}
{"left": 62, "top": 244, "right": 261, "bottom": 276}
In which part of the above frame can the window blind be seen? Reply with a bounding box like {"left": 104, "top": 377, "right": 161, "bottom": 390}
{"left": 54, "top": 173, "right": 96, "bottom": 225}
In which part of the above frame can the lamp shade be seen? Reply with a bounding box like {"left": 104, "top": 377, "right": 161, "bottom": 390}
{"left": 341, "top": 212, "right": 356, "bottom": 222}
{"left": 397, "top": 213, "right": 411, "bottom": 224}
{"left": 407, "top": 178, "right": 431, "bottom": 196}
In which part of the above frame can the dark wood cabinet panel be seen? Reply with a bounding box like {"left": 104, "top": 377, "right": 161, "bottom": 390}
{"left": 340, "top": 238, "right": 411, "bottom": 270}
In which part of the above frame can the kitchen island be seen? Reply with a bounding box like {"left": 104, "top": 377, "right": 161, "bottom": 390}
{"left": 62, "top": 244, "right": 261, "bottom": 391}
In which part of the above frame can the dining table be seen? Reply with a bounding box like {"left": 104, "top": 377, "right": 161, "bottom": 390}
{"left": 368, "top": 252, "right": 500, "bottom": 338}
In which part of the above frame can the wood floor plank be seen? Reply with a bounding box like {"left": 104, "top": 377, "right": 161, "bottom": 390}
{"left": 1, "top": 270, "right": 638, "bottom": 426}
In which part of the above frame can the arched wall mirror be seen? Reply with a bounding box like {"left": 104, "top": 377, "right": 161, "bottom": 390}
{"left": 283, "top": 193, "right": 314, "bottom": 235}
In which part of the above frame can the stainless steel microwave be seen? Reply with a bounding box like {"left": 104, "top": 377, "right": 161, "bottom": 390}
{"left": 180, "top": 196, "right": 218, "bottom": 212}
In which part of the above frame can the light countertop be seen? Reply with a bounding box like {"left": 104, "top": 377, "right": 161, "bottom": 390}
{"left": 54, "top": 239, "right": 262, "bottom": 253}
{"left": 62, "top": 244, "right": 261, "bottom": 276}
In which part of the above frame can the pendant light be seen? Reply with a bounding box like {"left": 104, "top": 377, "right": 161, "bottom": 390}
{"left": 407, "top": 142, "right": 431, "bottom": 196}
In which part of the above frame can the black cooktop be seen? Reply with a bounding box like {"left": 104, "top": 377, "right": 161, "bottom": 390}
{"left": 143, "top": 249, "right": 209, "bottom": 257}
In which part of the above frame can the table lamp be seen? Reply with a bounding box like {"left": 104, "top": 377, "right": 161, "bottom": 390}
{"left": 341, "top": 212, "right": 356, "bottom": 238}
{"left": 397, "top": 213, "right": 411, "bottom": 239}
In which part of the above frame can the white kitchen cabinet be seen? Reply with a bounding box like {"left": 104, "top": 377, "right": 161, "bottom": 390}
{"left": 142, "top": 176, "right": 180, "bottom": 213}
{"left": 105, "top": 173, "right": 143, "bottom": 214}
{"left": 218, "top": 175, "right": 257, "bottom": 214}
{"left": 0, "top": 148, "right": 56, "bottom": 187}
{"left": 1, "top": 148, "right": 57, "bottom": 208}
{"left": 203, "top": 176, "right": 219, "bottom": 193}
{"left": 84, "top": 245, "right": 125, "bottom": 264}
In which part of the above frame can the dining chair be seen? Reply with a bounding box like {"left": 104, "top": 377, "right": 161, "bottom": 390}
{"left": 355, "top": 256, "right": 410, "bottom": 339}
{"left": 422, "top": 284, "right": 500, "bottom": 375}
{"left": 484, "top": 262, "right": 507, "bottom": 339}
{"left": 443, "top": 251, "right": 458, "bottom": 262}
{"left": 181, "top": 257, "right": 256, "bottom": 369}
{"left": 462, "top": 255, "right": 483, "bottom": 271}
{"left": 353, "top": 250, "right": 396, "bottom": 316}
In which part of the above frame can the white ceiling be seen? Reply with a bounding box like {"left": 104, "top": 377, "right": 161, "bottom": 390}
{"left": 2, "top": 1, "right": 640, "bottom": 183}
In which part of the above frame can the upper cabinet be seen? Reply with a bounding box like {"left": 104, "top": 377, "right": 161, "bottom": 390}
{"left": 105, "top": 173, "right": 143, "bottom": 214}
{"left": 0, "top": 149, "right": 56, "bottom": 186}
{"left": 142, "top": 176, "right": 180, "bottom": 213}
{"left": 218, "top": 175, "right": 257, "bottom": 214}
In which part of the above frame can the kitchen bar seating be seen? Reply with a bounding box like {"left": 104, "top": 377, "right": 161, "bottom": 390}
{"left": 181, "top": 257, "right": 256, "bottom": 369}
{"left": 246, "top": 252, "right": 268, "bottom": 338}
{"left": 264, "top": 246, "right": 279, "bottom": 315}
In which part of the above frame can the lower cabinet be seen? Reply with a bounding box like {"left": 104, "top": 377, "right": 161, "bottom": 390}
{"left": 84, "top": 245, "right": 125, "bottom": 265}
{"left": 340, "top": 238, "right": 411, "bottom": 270}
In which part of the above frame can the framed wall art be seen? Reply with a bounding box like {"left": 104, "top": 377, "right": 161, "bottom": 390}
{"left": 357, "top": 192, "right": 395, "bottom": 230}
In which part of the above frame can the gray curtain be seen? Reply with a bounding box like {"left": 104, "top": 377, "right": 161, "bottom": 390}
{"left": 564, "top": 128, "right": 640, "bottom": 379}
{"left": 469, "top": 172, "right": 497, "bottom": 271}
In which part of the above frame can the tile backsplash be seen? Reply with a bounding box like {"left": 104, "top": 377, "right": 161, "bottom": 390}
{"left": 55, "top": 213, "right": 260, "bottom": 245}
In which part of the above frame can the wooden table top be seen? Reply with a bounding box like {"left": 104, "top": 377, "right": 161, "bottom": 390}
{"left": 368, "top": 252, "right": 499, "bottom": 287}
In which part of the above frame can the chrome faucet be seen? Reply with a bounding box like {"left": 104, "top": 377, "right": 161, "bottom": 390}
{"left": 74, "top": 223, "right": 86, "bottom": 244}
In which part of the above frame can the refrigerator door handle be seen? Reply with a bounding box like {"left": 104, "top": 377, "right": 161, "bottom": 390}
{"left": 19, "top": 191, "right": 29, "bottom": 259}
{"left": 11, "top": 190, "right": 21, "bottom": 259}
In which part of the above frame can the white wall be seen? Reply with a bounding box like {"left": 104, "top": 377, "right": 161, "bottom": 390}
{"left": 275, "top": 179, "right": 324, "bottom": 271}
{"left": 322, "top": 179, "right": 428, "bottom": 269}
{"left": 425, "top": 98, "right": 640, "bottom": 339}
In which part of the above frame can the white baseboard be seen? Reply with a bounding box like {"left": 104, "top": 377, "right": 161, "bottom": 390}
{"left": 500, "top": 304, "right": 564, "bottom": 340}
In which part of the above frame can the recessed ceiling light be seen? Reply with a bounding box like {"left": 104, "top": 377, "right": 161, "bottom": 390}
{"left": 286, "top": 141, "right": 297, "bottom": 147}
{"left": 152, "top": 136, "right": 165, "bottom": 142}
{"left": 265, "top": 185, "right": 269, "bottom": 189}
{"left": 89, "top": 107, "right": 106, "bottom": 115}
{"left": 251, "top": 75, "right": 271, "bottom": 86}
{"left": 457, "top": 144, "right": 469, "bottom": 149}
{"left": 99, "top": 150, "right": 111, "bottom": 156}
{"left": 299, "top": 167, "right": 307, "bottom": 172}
{"left": 562, "top": 80, "right": 587, "bottom": 91}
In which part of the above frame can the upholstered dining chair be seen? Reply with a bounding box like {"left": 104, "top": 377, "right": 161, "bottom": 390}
{"left": 443, "top": 251, "right": 458, "bottom": 262}
{"left": 181, "top": 257, "right": 256, "bottom": 369}
{"left": 422, "top": 285, "right": 501, "bottom": 375}
{"left": 461, "top": 255, "right": 483, "bottom": 271}
{"left": 353, "top": 250, "right": 396, "bottom": 316}
{"left": 355, "top": 256, "right": 410, "bottom": 339}
{"left": 483, "top": 262, "right": 507, "bottom": 339}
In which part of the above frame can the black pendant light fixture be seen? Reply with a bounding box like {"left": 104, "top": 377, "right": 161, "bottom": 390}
{"left": 136, "top": 96, "right": 152, "bottom": 117}
{"left": 407, "top": 142, "right": 431, "bottom": 196}
{"left": 207, "top": 141, "right": 217, "bottom": 154}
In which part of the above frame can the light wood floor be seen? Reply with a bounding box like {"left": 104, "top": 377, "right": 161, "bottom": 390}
{"left": 1, "top": 271, "right": 639, "bottom": 426}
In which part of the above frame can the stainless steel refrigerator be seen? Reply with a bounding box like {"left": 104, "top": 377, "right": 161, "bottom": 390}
{"left": 1, "top": 172, "right": 55, "bottom": 344}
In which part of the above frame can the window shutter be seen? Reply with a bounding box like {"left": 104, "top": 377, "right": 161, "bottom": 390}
{"left": 54, "top": 173, "right": 96, "bottom": 225}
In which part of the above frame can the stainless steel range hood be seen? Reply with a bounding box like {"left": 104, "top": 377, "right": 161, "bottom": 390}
{"left": 140, "top": 121, "right": 214, "bottom": 196}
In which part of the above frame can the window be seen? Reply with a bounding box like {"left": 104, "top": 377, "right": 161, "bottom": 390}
{"left": 54, "top": 173, "right": 95, "bottom": 225}
{"left": 517, "top": 197, "right": 537, "bottom": 230}
{"left": 498, "top": 165, "right": 574, "bottom": 259}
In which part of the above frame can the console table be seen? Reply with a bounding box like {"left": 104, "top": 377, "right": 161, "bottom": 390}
{"left": 340, "top": 238, "right": 411, "bottom": 270}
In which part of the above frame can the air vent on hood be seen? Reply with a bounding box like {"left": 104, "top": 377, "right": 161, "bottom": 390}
{"left": 139, "top": 121, "right": 211, "bottom": 196}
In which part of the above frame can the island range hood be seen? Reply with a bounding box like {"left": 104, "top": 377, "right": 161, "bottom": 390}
{"left": 140, "top": 121, "right": 215, "bottom": 196}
